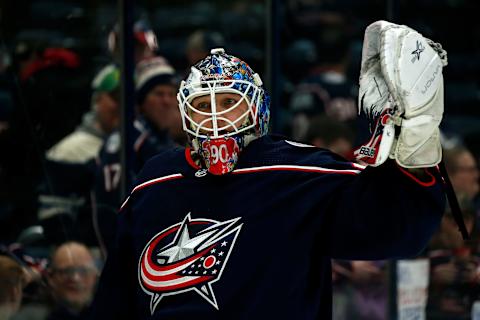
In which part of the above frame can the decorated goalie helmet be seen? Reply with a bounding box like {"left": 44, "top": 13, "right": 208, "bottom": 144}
{"left": 178, "top": 48, "right": 270, "bottom": 175}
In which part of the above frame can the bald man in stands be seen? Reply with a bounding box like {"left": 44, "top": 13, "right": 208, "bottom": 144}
{"left": 47, "top": 242, "right": 98, "bottom": 320}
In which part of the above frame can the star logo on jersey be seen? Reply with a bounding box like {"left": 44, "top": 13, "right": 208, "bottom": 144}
{"left": 138, "top": 213, "right": 243, "bottom": 314}
{"left": 411, "top": 40, "right": 425, "bottom": 63}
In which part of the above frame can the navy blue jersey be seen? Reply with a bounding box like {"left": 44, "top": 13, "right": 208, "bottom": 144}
{"left": 94, "top": 117, "right": 177, "bottom": 250}
{"left": 91, "top": 135, "right": 445, "bottom": 320}
{"left": 95, "top": 117, "right": 177, "bottom": 209}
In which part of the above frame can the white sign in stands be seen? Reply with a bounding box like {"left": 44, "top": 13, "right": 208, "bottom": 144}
{"left": 397, "top": 259, "right": 430, "bottom": 320}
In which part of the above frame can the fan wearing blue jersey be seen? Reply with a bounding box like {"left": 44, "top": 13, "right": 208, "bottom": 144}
{"left": 91, "top": 22, "right": 452, "bottom": 319}
{"left": 94, "top": 57, "right": 181, "bottom": 254}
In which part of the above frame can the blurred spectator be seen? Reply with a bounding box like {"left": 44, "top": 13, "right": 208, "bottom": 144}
{"left": 94, "top": 56, "right": 182, "bottom": 255}
{"left": 0, "top": 255, "right": 26, "bottom": 320}
{"left": 288, "top": 21, "right": 361, "bottom": 143}
{"left": 1, "top": 243, "right": 50, "bottom": 320}
{"left": 46, "top": 242, "right": 98, "bottom": 320}
{"left": 348, "top": 261, "right": 388, "bottom": 320}
{"left": 305, "top": 115, "right": 354, "bottom": 159}
{"left": 426, "top": 196, "right": 480, "bottom": 320}
{"left": 283, "top": 39, "right": 318, "bottom": 85}
{"left": 108, "top": 20, "right": 158, "bottom": 64}
{"left": 0, "top": 39, "right": 86, "bottom": 243}
{"left": 3, "top": 243, "right": 47, "bottom": 284}
{"left": 331, "top": 260, "right": 353, "bottom": 320}
{"left": 13, "top": 37, "right": 85, "bottom": 150}
{"left": 331, "top": 260, "right": 388, "bottom": 320}
{"left": 134, "top": 56, "right": 184, "bottom": 148}
{"left": 185, "top": 30, "right": 225, "bottom": 66}
{"left": 443, "top": 146, "right": 479, "bottom": 201}
{"left": 38, "top": 64, "right": 120, "bottom": 246}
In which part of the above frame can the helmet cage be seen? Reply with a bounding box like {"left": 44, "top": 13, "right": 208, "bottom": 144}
{"left": 178, "top": 79, "right": 264, "bottom": 140}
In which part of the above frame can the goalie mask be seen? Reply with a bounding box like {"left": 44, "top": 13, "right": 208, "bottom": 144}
{"left": 178, "top": 48, "right": 270, "bottom": 175}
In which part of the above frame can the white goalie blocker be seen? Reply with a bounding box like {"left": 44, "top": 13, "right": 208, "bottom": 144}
{"left": 354, "top": 20, "right": 448, "bottom": 168}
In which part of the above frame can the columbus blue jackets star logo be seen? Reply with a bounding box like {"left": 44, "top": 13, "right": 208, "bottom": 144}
{"left": 411, "top": 40, "right": 425, "bottom": 63}
{"left": 138, "top": 213, "right": 243, "bottom": 314}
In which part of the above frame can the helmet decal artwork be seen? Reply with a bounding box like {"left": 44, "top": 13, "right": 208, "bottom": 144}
{"left": 177, "top": 48, "right": 270, "bottom": 175}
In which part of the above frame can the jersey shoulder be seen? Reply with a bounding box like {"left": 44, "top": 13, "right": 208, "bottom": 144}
{"left": 241, "top": 135, "right": 358, "bottom": 171}
{"left": 134, "top": 147, "right": 187, "bottom": 185}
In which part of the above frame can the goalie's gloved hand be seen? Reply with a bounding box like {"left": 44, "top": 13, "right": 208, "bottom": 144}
{"left": 354, "top": 20, "right": 448, "bottom": 168}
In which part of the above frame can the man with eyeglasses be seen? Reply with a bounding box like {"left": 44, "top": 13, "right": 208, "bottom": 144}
{"left": 47, "top": 242, "right": 98, "bottom": 320}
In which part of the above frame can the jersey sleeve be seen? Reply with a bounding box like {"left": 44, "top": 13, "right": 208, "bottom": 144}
{"left": 318, "top": 160, "right": 445, "bottom": 260}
